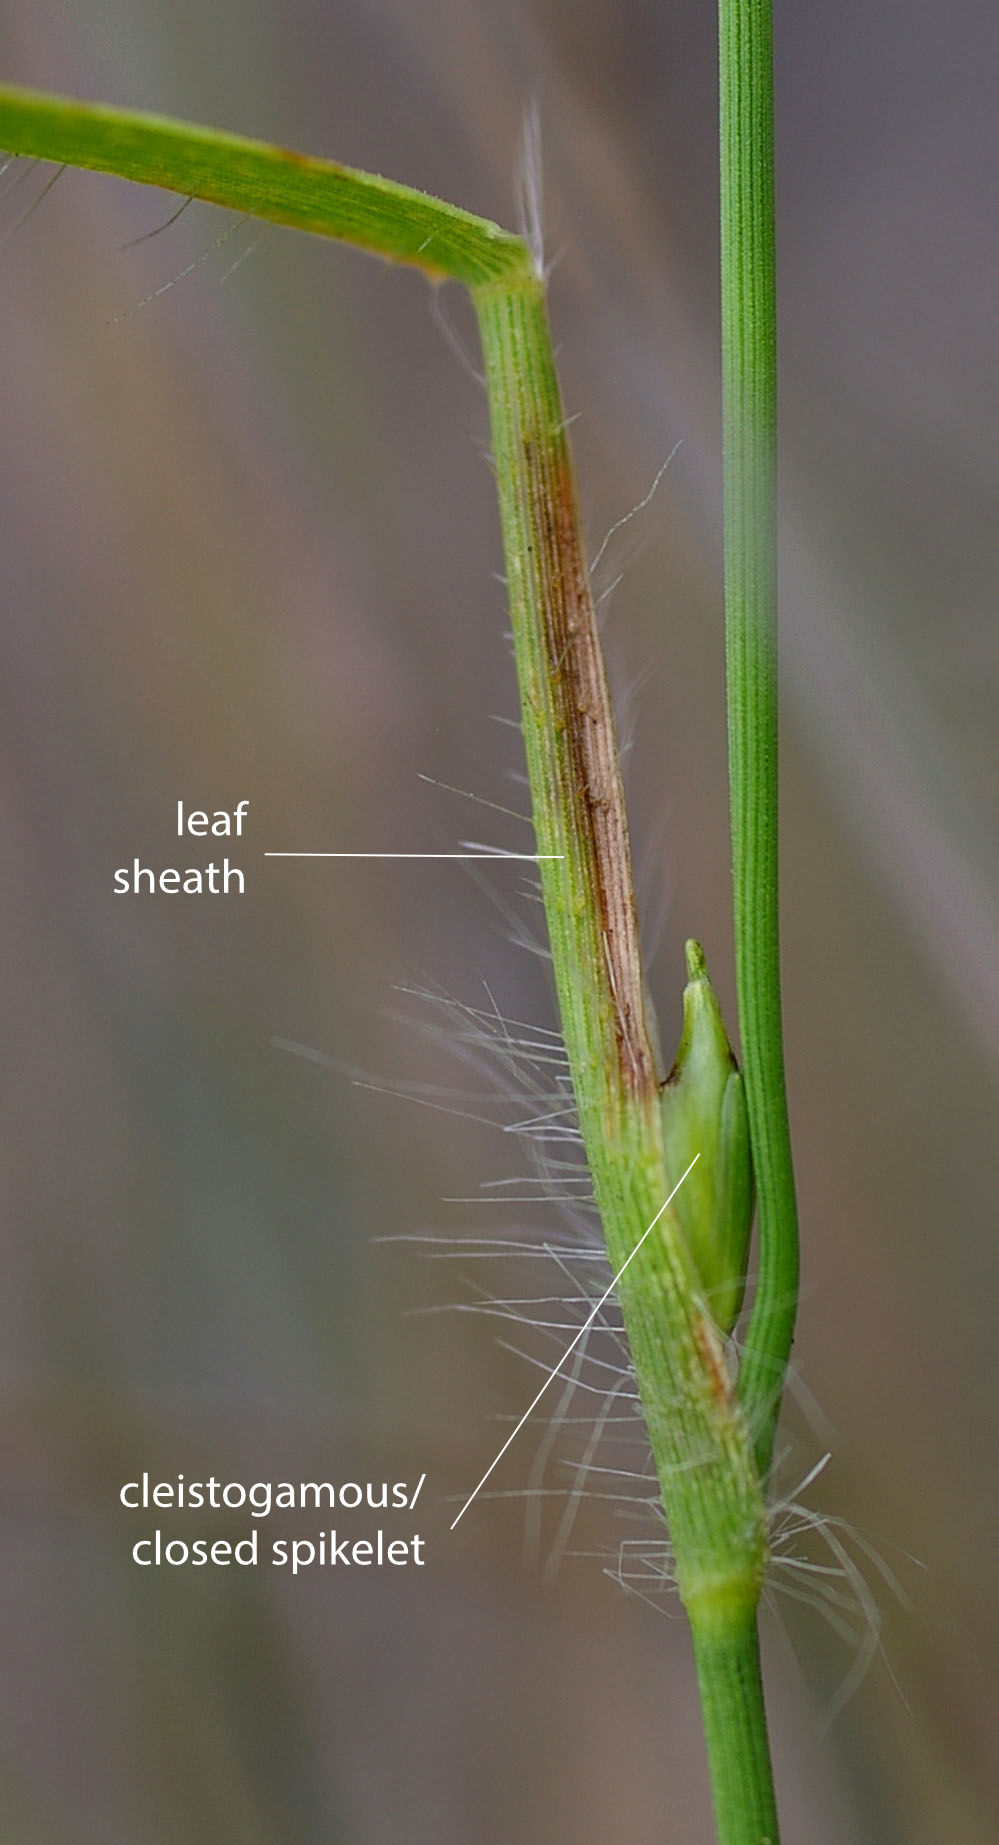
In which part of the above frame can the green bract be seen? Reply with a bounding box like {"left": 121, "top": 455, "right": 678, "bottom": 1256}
{"left": 660, "top": 942, "right": 753, "bottom": 1334}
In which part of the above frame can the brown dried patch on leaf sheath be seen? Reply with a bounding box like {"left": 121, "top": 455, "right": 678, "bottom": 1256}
{"left": 527, "top": 434, "right": 658, "bottom": 1099}
{"left": 692, "top": 1313, "right": 737, "bottom": 1413}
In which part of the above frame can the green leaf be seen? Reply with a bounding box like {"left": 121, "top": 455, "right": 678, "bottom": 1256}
{"left": 0, "top": 84, "right": 532, "bottom": 287}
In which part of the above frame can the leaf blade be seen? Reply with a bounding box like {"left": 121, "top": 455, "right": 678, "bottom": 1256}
{"left": 0, "top": 84, "right": 531, "bottom": 286}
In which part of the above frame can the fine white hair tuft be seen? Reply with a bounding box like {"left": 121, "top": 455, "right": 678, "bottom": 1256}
{"left": 517, "top": 101, "right": 545, "bottom": 280}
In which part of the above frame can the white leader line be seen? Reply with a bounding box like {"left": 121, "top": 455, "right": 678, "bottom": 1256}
{"left": 264, "top": 852, "right": 563, "bottom": 859}
{"left": 449, "top": 1154, "right": 700, "bottom": 1531}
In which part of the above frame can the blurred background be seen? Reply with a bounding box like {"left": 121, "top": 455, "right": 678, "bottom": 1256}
{"left": 0, "top": 1, "right": 997, "bottom": 1839}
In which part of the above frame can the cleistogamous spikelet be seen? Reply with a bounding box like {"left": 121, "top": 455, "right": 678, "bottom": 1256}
{"left": 660, "top": 940, "right": 754, "bottom": 1337}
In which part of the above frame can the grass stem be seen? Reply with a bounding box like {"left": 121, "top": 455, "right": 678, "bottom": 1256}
{"left": 0, "top": 77, "right": 795, "bottom": 1841}
{"left": 719, "top": 0, "right": 800, "bottom": 1479}
{"left": 691, "top": 1610, "right": 780, "bottom": 1845}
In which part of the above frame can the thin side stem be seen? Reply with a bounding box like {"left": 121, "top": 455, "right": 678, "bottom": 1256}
{"left": 719, "top": 0, "right": 799, "bottom": 1476}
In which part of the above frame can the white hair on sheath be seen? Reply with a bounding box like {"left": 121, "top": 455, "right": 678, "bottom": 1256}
{"left": 517, "top": 101, "right": 545, "bottom": 280}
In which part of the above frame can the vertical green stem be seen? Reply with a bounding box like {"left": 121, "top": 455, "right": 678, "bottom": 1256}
{"left": 719, "top": 0, "right": 799, "bottom": 1475}
{"left": 691, "top": 1612, "right": 780, "bottom": 1844}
